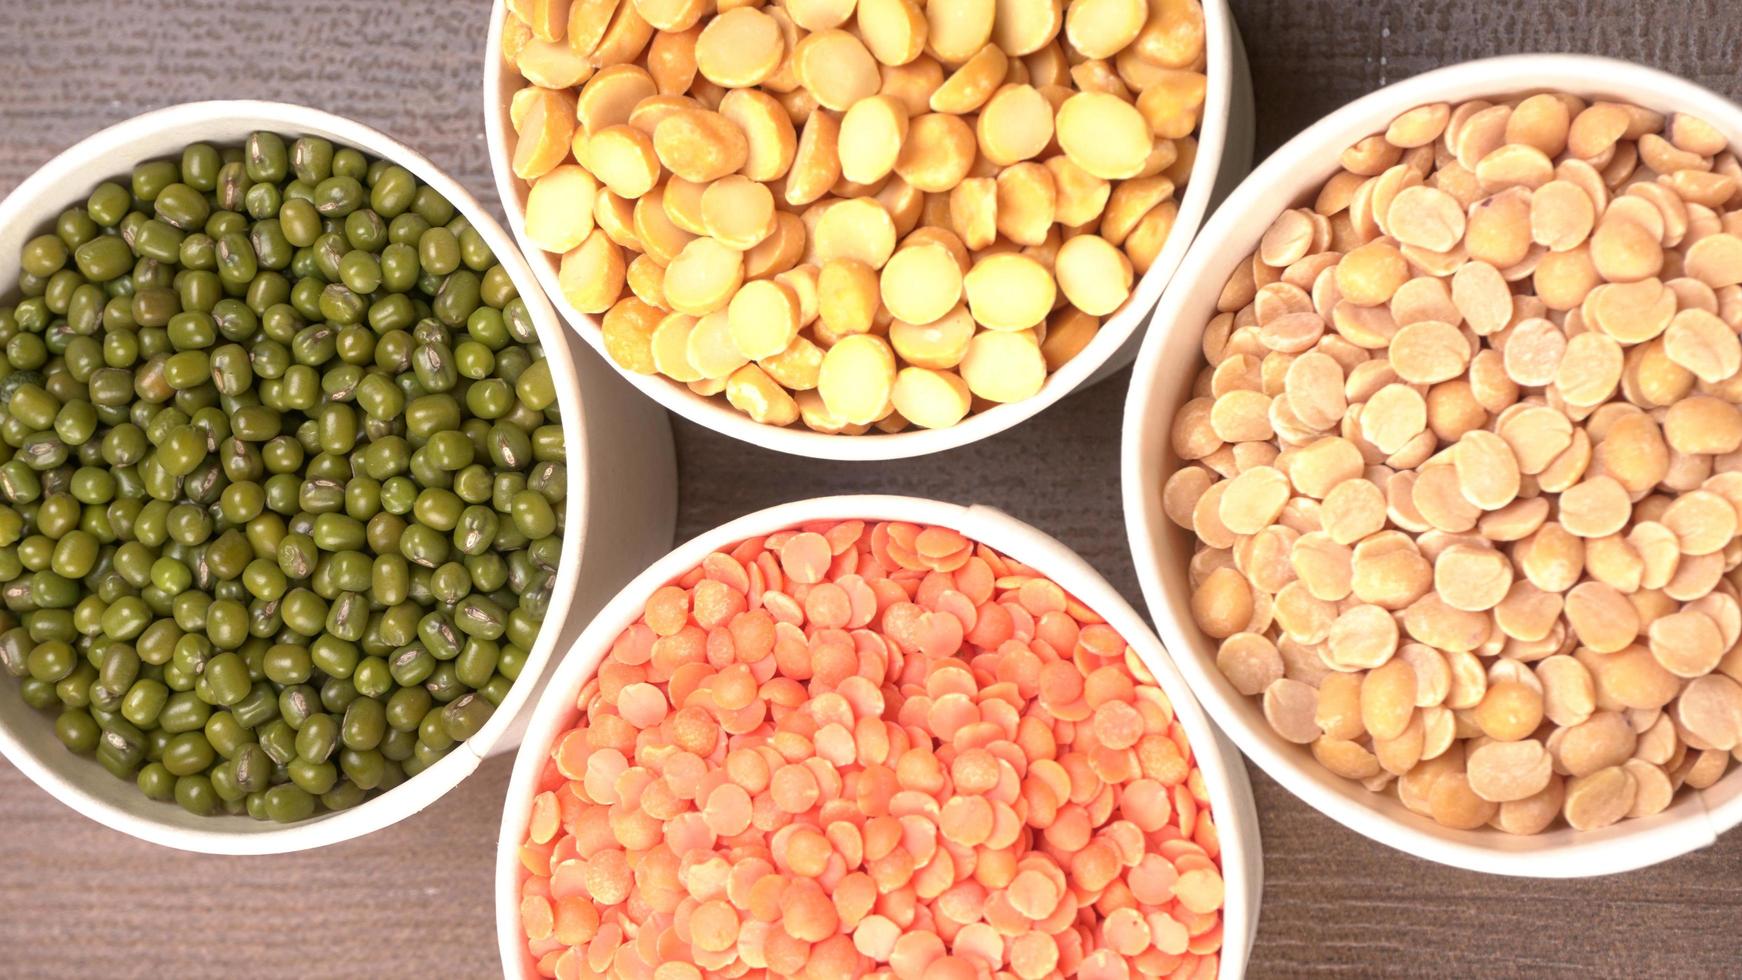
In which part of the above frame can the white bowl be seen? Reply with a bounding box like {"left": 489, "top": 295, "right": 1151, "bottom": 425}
{"left": 1123, "top": 54, "right": 1742, "bottom": 877}
{"left": 495, "top": 495, "right": 1262, "bottom": 977}
{"left": 0, "top": 101, "right": 679, "bottom": 855}
{"left": 482, "top": 6, "right": 1255, "bottom": 460}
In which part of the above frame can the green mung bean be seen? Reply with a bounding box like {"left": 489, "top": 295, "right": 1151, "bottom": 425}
{"left": 0, "top": 132, "right": 566, "bottom": 822}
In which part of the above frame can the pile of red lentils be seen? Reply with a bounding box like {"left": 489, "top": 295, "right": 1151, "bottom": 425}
{"left": 516, "top": 520, "right": 1227, "bottom": 979}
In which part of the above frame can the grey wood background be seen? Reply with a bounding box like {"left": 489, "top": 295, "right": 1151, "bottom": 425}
{"left": 2, "top": 1, "right": 1740, "bottom": 977}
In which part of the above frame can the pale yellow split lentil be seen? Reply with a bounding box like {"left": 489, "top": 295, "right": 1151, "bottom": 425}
{"left": 1168, "top": 92, "right": 1742, "bottom": 835}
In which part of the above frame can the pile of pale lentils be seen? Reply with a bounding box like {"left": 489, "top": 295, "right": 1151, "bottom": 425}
{"left": 1168, "top": 94, "right": 1742, "bottom": 833}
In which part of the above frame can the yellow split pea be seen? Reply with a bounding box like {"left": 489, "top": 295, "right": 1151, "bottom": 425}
{"left": 892, "top": 367, "right": 973, "bottom": 429}
{"left": 817, "top": 259, "right": 881, "bottom": 338}
{"left": 1055, "top": 234, "right": 1134, "bottom": 315}
{"left": 880, "top": 243, "right": 964, "bottom": 325}
{"left": 965, "top": 253, "right": 1056, "bottom": 330}
{"left": 523, "top": 165, "right": 597, "bottom": 252}
{"left": 813, "top": 198, "right": 898, "bottom": 268}
{"left": 962, "top": 330, "right": 1047, "bottom": 403}
{"left": 977, "top": 84, "right": 1056, "bottom": 166}
{"left": 504, "top": 0, "right": 1208, "bottom": 432}
{"left": 818, "top": 334, "right": 898, "bottom": 424}
{"left": 727, "top": 279, "right": 802, "bottom": 359}
{"left": 664, "top": 237, "right": 745, "bottom": 314}
{"left": 700, "top": 175, "right": 776, "bottom": 249}
{"left": 890, "top": 305, "right": 975, "bottom": 369}
{"left": 1058, "top": 92, "right": 1154, "bottom": 180}
{"left": 694, "top": 7, "right": 785, "bottom": 88}
{"left": 838, "top": 95, "right": 910, "bottom": 185}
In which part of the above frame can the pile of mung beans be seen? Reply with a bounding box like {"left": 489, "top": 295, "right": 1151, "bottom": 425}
{"left": 500, "top": 0, "right": 1206, "bottom": 434}
{"left": 0, "top": 133, "right": 566, "bottom": 822}
{"left": 1169, "top": 94, "right": 1742, "bottom": 834}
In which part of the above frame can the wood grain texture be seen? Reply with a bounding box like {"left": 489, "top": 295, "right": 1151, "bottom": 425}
{"left": 2, "top": 0, "right": 1741, "bottom": 976}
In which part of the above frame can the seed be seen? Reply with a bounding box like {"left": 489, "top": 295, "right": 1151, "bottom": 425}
{"left": 1554, "top": 331, "right": 1624, "bottom": 406}
{"left": 1676, "top": 674, "right": 1742, "bottom": 749}
{"left": 1648, "top": 609, "right": 1725, "bottom": 678}
{"left": 1337, "top": 240, "right": 1411, "bottom": 306}
{"left": 1472, "top": 680, "right": 1543, "bottom": 742}
{"left": 1321, "top": 478, "right": 1387, "bottom": 545}
{"left": 964, "top": 253, "right": 1056, "bottom": 331}
{"left": 1565, "top": 581, "right": 1640, "bottom": 653}
{"left": 837, "top": 95, "right": 910, "bottom": 185}
{"left": 1591, "top": 412, "right": 1668, "bottom": 493}
{"left": 1536, "top": 655, "right": 1596, "bottom": 728}
{"left": 1386, "top": 102, "right": 1451, "bottom": 149}
{"left": 1664, "top": 308, "right": 1742, "bottom": 383}
{"left": 1054, "top": 234, "right": 1134, "bottom": 316}
{"left": 1467, "top": 739, "right": 1552, "bottom": 802}
{"left": 1390, "top": 320, "right": 1471, "bottom": 384}
{"left": 663, "top": 236, "right": 744, "bottom": 315}
{"left": 1683, "top": 232, "right": 1742, "bottom": 288}
{"left": 1428, "top": 772, "right": 1496, "bottom": 830}
{"left": 1530, "top": 179, "right": 1596, "bottom": 250}
{"left": 1465, "top": 187, "right": 1533, "bottom": 267}
{"left": 1558, "top": 476, "right": 1631, "bottom": 538}
{"left": 1665, "top": 395, "right": 1742, "bottom": 455}
{"left": 1565, "top": 767, "right": 1639, "bottom": 837}
{"left": 1219, "top": 465, "right": 1290, "bottom": 535}
{"left": 1452, "top": 430, "right": 1519, "bottom": 510}
{"left": 1328, "top": 603, "right": 1399, "bottom": 670}
{"left": 1192, "top": 567, "right": 1253, "bottom": 639}
{"left": 879, "top": 244, "right": 964, "bottom": 326}
{"left": 813, "top": 198, "right": 897, "bottom": 269}
{"left": 1661, "top": 489, "right": 1737, "bottom": 555}
{"left": 818, "top": 334, "right": 897, "bottom": 424}
{"left": 1388, "top": 186, "right": 1466, "bottom": 252}
{"left": 1624, "top": 759, "right": 1675, "bottom": 820}
{"left": 1433, "top": 543, "right": 1512, "bottom": 612}
{"left": 1264, "top": 678, "right": 1321, "bottom": 744}
{"left": 1216, "top": 632, "right": 1283, "bottom": 696}
{"left": 1361, "top": 659, "right": 1417, "bottom": 741}
{"left": 1411, "top": 463, "right": 1480, "bottom": 534}
{"left": 1057, "top": 91, "right": 1152, "bottom": 180}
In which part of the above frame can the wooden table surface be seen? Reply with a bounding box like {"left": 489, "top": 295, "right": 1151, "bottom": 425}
{"left": 3, "top": 1, "right": 1741, "bottom": 976}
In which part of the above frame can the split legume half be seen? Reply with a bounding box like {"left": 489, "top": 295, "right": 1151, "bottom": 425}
{"left": 0, "top": 132, "right": 566, "bottom": 822}
{"left": 516, "top": 520, "right": 1227, "bottom": 979}
{"left": 500, "top": 0, "right": 1209, "bottom": 434}
{"left": 1168, "top": 93, "right": 1742, "bottom": 834}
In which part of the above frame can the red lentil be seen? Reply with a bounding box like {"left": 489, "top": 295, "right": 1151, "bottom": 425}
{"left": 518, "top": 521, "right": 1226, "bottom": 979}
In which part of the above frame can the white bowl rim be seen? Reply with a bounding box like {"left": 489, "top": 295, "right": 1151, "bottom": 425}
{"left": 482, "top": 1, "right": 1241, "bottom": 461}
{"left": 0, "top": 99, "right": 593, "bottom": 854}
{"left": 1124, "top": 52, "right": 1742, "bottom": 877}
{"left": 495, "top": 494, "right": 1262, "bottom": 977}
